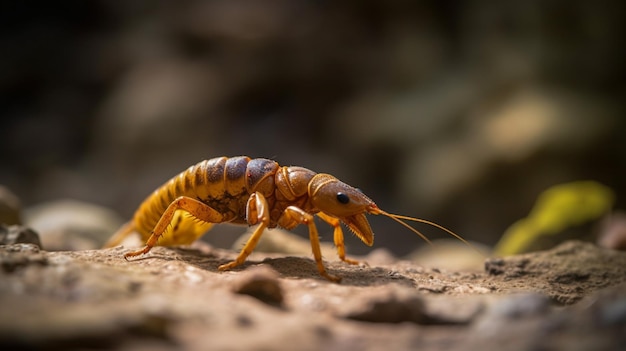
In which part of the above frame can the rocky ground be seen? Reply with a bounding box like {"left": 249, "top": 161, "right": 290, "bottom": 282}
{"left": 1, "top": 225, "right": 625, "bottom": 351}
{"left": 2, "top": 3, "right": 624, "bottom": 350}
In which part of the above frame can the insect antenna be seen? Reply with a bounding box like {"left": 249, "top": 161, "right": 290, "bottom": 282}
{"left": 374, "top": 208, "right": 483, "bottom": 256}
{"left": 385, "top": 213, "right": 433, "bottom": 245}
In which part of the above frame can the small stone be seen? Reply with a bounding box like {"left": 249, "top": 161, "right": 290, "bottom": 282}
{"left": 0, "top": 224, "right": 41, "bottom": 247}
{"left": 23, "top": 199, "right": 124, "bottom": 251}
{"left": 484, "top": 258, "right": 505, "bottom": 275}
{"left": 472, "top": 293, "right": 552, "bottom": 338}
{"left": 488, "top": 293, "right": 551, "bottom": 319}
{"left": 232, "top": 265, "right": 284, "bottom": 307}
{"left": 340, "top": 288, "right": 427, "bottom": 324}
{"left": 422, "top": 295, "right": 485, "bottom": 325}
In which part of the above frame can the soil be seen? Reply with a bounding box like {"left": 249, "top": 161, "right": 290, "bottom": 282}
{"left": 1, "top": 234, "right": 625, "bottom": 351}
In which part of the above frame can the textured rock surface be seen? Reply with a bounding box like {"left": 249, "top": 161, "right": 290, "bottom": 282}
{"left": 0, "top": 240, "right": 624, "bottom": 350}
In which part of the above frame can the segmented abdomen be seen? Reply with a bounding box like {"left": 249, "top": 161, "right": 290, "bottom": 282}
{"left": 132, "top": 156, "right": 280, "bottom": 236}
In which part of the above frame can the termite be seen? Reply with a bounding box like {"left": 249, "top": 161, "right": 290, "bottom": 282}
{"left": 105, "top": 156, "right": 471, "bottom": 282}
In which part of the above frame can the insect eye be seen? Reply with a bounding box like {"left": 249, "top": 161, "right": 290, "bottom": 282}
{"left": 336, "top": 192, "right": 350, "bottom": 204}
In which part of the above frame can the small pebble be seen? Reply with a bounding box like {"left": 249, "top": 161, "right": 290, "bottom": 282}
{"left": 0, "top": 224, "right": 41, "bottom": 247}
{"left": 488, "top": 293, "right": 551, "bottom": 319}
{"left": 341, "top": 289, "right": 427, "bottom": 324}
{"left": 232, "top": 265, "right": 284, "bottom": 307}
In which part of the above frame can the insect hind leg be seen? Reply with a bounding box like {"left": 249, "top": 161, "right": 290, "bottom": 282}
{"left": 124, "top": 196, "right": 226, "bottom": 259}
{"left": 218, "top": 192, "right": 270, "bottom": 271}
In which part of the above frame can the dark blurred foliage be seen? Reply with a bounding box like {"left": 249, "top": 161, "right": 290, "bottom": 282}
{"left": 1, "top": 0, "right": 625, "bottom": 255}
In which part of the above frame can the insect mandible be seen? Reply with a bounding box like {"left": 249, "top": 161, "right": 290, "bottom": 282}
{"left": 104, "top": 156, "right": 471, "bottom": 282}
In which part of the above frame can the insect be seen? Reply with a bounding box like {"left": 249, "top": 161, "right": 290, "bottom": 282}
{"left": 105, "top": 156, "right": 471, "bottom": 282}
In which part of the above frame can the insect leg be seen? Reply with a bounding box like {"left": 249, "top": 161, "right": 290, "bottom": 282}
{"left": 124, "top": 196, "right": 226, "bottom": 259}
{"left": 280, "top": 207, "right": 341, "bottom": 282}
{"left": 218, "top": 192, "right": 269, "bottom": 271}
{"left": 316, "top": 212, "right": 360, "bottom": 265}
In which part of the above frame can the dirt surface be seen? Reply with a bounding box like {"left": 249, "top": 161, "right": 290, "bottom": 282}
{"left": 1, "top": 237, "right": 625, "bottom": 351}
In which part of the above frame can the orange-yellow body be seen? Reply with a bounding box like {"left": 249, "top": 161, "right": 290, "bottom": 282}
{"left": 106, "top": 156, "right": 468, "bottom": 282}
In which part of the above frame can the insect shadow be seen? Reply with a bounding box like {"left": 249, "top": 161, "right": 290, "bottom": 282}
{"left": 167, "top": 246, "right": 415, "bottom": 287}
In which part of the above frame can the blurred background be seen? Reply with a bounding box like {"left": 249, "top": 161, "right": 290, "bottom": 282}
{"left": 1, "top": 0, "right": 624, "bottom": 257}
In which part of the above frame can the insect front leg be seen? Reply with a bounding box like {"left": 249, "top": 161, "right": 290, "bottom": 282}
{"left": 279, "top": 207, "right": 342, "bottom": 283}
{"left": 316, "top": 212, "right": 360, "bottom": 265}
{"left": 218, "top": 192, "right": 270, "bottom": 272}
{"left": 124, "top": 196, "right": 226, "bottom": 259}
